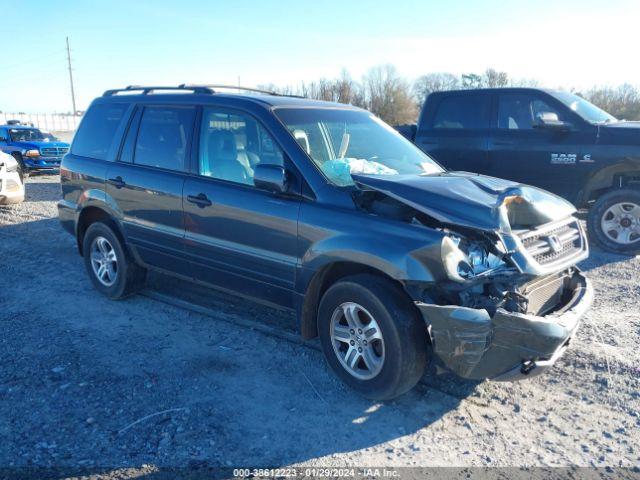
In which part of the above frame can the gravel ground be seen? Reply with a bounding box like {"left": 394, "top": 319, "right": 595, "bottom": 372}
{"left": 0, "top": 175, "right": 639, "bottom": 475}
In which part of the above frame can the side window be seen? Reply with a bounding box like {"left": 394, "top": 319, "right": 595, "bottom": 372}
{"left": 71, "top": 103, "right": 128, "bottom": 160}
{"left": 199, "top": 108, "right": 284, "bottom": 186}
{"left": 432, "top": 95, "right": 490, "bottom": 129}
{"left": 497, "top": 95, "right": 565, "bottom": 130}
{"left": 133, "top": 106, "right": 195, "bottom": 171}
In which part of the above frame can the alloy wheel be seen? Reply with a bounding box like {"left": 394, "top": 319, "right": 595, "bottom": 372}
{"left": 90, "top": 236, "right": 118, "bottom": 287}
{"left": 330, "top": 302, "right": 385, "bottom": 380}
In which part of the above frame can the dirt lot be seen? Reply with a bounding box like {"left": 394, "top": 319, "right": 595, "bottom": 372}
{"left": 1, "top": 175, "right": 639, "bottom": 474}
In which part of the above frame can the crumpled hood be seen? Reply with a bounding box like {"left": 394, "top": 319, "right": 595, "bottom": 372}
{"left": 352, "top": 171, "right": 576, "bottom": 232}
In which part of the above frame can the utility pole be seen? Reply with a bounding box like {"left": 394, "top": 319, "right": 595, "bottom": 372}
{"left": 66, "top": 37, "right": 77, "bottom": 115}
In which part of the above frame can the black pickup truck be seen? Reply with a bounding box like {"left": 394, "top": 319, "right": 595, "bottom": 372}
{"left": 397, "top": 88, "right": 640, "bottom": 254}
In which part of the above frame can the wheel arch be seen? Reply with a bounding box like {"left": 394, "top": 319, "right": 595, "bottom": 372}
{"left": 76, "top": 206, "right": 126, "bottom": 256}
{"left": 298, "top": 261, "right": 418, "bottom": 340}
{"left": 580, "top": 160, "right": 640, "bottom": 206}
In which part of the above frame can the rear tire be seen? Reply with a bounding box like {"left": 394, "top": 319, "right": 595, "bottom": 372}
{"left": 318, "top": 274, "right": 428, "bottom": 400}
{"left": 588, "top": 188, "right": 640, "bottom": 255}
{"left": 82, "top": 222, "right": 146, "bottom": 299}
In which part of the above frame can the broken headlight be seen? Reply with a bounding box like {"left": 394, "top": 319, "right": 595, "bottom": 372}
{"left": 441, "top": 235, "right": 505, "bottom": 282}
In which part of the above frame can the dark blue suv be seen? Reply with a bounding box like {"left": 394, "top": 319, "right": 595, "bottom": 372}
{"left": 0, "top": 123, "right": 70, "bottom": 174}
{"left": 58, "top": 85, "right": 593, "bottom": 399}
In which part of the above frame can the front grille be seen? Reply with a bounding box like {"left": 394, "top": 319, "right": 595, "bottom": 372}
{"left": 521, "top": 272, "right": 568, "bottom": 316}
{"left": 40, "top": 146, "right": 69, "bottom": 157}
{"left": 519, "top": 218, "right": 585, "bottom": 267}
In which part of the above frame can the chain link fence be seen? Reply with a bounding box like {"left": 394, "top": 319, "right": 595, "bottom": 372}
{"left": 1, "top": 113, "right": 82, "bottom": 132}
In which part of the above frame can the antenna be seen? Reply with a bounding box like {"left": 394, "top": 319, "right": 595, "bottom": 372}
{"left": 66, "top": 37, "right": 77, "bottom": 115}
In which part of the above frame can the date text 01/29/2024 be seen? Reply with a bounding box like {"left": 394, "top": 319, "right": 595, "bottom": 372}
{"left": 232, "top": 467, "right": 400, "bottom": 477}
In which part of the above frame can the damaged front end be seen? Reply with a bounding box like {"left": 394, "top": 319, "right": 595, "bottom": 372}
{"left": 419, "top": 183, "right": 592, "bottom": 380}
{"left": 351, "top": 172, "right": 593, "bottom": 381}
{"left": 417, "top": 268, "right": 592, "bottom": 380}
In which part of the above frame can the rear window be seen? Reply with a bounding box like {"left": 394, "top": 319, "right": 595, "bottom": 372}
{"left": 72, "top": 103, "right": 128, "bottom": 160}
{"left": 432, "top": 95, "right": 490, "bottom": 129}
{"left": 133, "top": 106, "right": 195, "bottom": 171}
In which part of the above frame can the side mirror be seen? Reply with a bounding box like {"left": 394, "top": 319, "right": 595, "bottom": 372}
{"left": 0, "top": 137, "right": 7, "bottom": 143}
{"left": 254, "top": 164, "right": 288, "bottom": 194}
{"left": 534, "top": 112, "right": 572, "bottom": 131}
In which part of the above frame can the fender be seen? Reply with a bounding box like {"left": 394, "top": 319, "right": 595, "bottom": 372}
{"left": 295, "top": 232, "right": 444, "bottom": 340}
{"left": 296, "top": 232, "right": 444, "bottom": 296}
{"left": 0, "top": 146, "right": 25, "bottom": 157}
{"left": 578, "top": 159, "right": 640, "bottom": 205}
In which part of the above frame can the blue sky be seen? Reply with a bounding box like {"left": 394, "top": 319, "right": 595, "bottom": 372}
{"left": 1, "top": 0, "right": 637, "bottom": 113}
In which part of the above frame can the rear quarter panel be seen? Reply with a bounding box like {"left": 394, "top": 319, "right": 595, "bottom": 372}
{"left": 59, "top": 154, "right": 111, "bottom": 235}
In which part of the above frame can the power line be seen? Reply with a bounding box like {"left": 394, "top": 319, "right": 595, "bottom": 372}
{"left": 66, "top": 37, "right": 77, "bottom": 115}
{"left": 0, "top": 51, "right": 66, "bottom": 71}
{"left": 0, "top": 64, "right": 67, "bottom": 87}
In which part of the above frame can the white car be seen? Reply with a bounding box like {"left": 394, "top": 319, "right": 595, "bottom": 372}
{"left": 0, "top": 150, "right": 25, "bottom": 204}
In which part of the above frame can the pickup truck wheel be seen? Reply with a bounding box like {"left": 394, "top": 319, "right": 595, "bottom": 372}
{"left": 588, "top": 188, "right": 640, "bottom": 254}
{"left": 318, "top": 274, "right": 428, "bottom": 400}
{"left": 82, "top": 222, "right": 146, "bottom": 299}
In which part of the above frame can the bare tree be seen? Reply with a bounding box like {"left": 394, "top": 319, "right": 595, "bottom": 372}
{"left": 483, "top": 68, "right": 509, "bottom": 88}
{"left": 461, "top": 73, "right": 483, "bottom": 89}
{"left": 363, "top": 65, "right": 417, "bottom": 124}
{"left": 582, "top": 84, "right": 640, "bottom": 120}
{"left": 333, "top": 69, "right": 366, "bottom": 107}
{"left": 509, "top": 77, "right": 540, "bottom": 87}
{"left": 413, "top": 73, "right": 460, "bottom": 104}
{"left": 261, "top": 67, "right": 640, "bottom": 123}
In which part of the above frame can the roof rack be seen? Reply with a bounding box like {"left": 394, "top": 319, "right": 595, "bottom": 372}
{"left": 102, "top": 85, "right": 214, "bottom": 96}
{"left": 102, "top": 84, "right": 306, "bottom": 99}
{"left": 180, "top": 84, "right": 281, "bottom": 96}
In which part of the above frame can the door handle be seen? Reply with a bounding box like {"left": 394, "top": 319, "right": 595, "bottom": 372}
{"left": 492, "top": 141, "right": 515, "bottom": 146}
{"left": 187, "top": 193, "right": 212, "bottom": 208}
{"left": 107, "top": 176, "right": 125, "bottom": 189}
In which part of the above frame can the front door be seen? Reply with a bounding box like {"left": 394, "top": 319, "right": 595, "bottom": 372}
{"left": 487, "top": 93, "right": 585, "bottom": 200}
{"left": 106, "top": 104, "right": 196, "bottom": 274}
{"left": 183, "top": 107, "right": 300, "bottom": 307}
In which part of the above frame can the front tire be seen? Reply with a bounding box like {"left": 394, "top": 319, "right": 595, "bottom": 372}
{"left": 82, "top": 222, "right": 146, "bottom": 299}
{"left": 588, "top": 188, "right": 640, "bottom": 254}
{"left": 318, "top": 274, "right": 428, "bottom": 400}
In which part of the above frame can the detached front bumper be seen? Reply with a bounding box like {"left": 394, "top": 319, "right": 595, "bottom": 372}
{"left": 416, "top": 269, "right": 592, "bottom": 381}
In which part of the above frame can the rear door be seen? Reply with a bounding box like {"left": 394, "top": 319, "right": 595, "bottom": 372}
{"left": 415, "top": 93, "right": 491, "bottom": 173}
{"left": 487, "top": 93, "right": 584, "bottom": 198}
{"left": 105, "top": 104, "right": 196, "bottom": 274}
{"left": 182, "top": 106, "right": 300, "bottom": 307}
